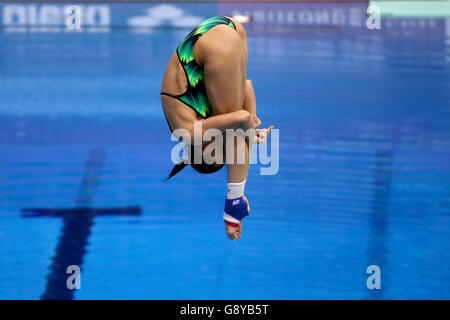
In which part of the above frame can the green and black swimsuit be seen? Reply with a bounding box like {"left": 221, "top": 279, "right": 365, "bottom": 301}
{"left": 160, "top": 16, "right": 236, "bottom": 120}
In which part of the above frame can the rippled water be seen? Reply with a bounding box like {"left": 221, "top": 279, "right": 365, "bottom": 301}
{"left": 0, "top": 18, "right": 449, "bottom": 299}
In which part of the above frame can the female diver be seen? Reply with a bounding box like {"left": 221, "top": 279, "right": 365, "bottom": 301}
{"left": 161, "top": 16, "right": 273, "bottom": 240}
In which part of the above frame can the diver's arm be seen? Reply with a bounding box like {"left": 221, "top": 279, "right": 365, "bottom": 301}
{"left": 243, "top": 79, "right": 256, "bottom": 115}
{"left": 168, "top": 107, "right": 259, "bottom": 141}
{"left": 201, "top": 109, "right": 257, "bottom": 133}
{"left": 243, "top": 79, "right": 274, "bottom": 144}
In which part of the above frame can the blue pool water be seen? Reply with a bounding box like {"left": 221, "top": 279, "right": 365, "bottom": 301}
{"left": 0, "top": 14, "right": 450, "bottom": 299}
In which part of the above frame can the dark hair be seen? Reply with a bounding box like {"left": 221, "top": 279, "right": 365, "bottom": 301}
{"left": 165, "top": 144, "right": 224, "bottom": 180}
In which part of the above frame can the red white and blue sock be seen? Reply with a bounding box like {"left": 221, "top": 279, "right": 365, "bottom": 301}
{"left": 223, "top": 180, "right": 248, "bottom": 227}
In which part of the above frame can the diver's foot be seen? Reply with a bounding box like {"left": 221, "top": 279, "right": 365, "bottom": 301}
{"left": 225, "top": 221, "right": 242, "bottom": 240}
{"left": 224, "top": 195, "right": 249, "bottom": 240}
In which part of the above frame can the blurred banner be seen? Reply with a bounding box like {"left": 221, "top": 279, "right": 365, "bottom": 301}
{"left": 220, "top": 1, "right": 368, "bottom": 28}
{"left": 0, "top": 1, "right": 447, "bottom": 33}
{"left": 0, "top": 2, "right": 218, "bottom": 29}
{"left": 0, "top": 0, "right": 369, "bottom": 2}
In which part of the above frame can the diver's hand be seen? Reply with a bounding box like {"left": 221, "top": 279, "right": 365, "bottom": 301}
{"left": 255, "top": 125, "right": 274, "bottom": 144}
{"left": 251, "top": 114, "right": 262, "bottom": 129}
{"left": 224, "top": 195, "right": 250, "bottom": 240}
{"left": 239, "top": 112, "right": 261, "bottom": 132}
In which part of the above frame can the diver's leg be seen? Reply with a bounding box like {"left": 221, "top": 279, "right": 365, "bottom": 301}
{"left": 198, "top": 25, "right": 253, "bottom": 239}
{"left": 226, "top": 79, "right": 257, "bottom": 183}
{"left": 198, "top": 26, "right": 250, "bottom": 185}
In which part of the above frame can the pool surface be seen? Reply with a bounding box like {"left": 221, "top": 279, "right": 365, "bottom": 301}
{"left": 0, "top": 3, "right": 449, "bottom": 300}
